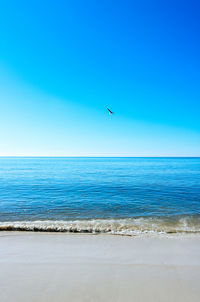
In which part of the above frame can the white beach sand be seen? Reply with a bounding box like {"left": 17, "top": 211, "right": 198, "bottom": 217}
{"left": 0, "top": 232, "right": 200, "bottom": 302}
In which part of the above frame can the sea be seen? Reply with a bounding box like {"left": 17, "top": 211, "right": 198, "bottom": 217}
{"left": 0, "top": 157, "right": 200, "bottom": 235}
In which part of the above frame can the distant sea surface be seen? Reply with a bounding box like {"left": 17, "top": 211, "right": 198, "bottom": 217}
{"left": 0, "top": 157, "right": 200, "bottom": 235}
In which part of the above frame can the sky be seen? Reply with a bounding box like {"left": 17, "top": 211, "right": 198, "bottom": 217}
{"left": 0, "top": 0, "right": 199, "bottom": 156}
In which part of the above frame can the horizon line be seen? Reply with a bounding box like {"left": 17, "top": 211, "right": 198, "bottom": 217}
{"left": 0, "top": 156, "right": 199, "bottom": 158}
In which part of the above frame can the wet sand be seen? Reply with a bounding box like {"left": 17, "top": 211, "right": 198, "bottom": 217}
{"left": 0, "top": 232, "right": 200, "bottom": 302}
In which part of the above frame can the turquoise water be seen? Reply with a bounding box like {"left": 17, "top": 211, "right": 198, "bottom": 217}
{"left": 0, "top": 157, "right": 200, "bottom": 234}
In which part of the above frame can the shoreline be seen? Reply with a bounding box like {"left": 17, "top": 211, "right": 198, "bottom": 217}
{"left": 1, "top": 232, "right": 200, "bottom": 302}
{"left": 0, "top": 230, "right": 200, "bottom": 237}
{"left": 1, "top": 215, "right": 199, "bottom": 235}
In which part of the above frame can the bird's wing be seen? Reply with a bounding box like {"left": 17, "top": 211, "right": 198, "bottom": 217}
{"left": 107, "top": 108, "right": 113, "bottom": 114}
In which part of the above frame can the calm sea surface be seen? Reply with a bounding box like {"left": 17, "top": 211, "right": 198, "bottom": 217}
{"left": 0, "top": 157, "right": 200, "bottom": 235}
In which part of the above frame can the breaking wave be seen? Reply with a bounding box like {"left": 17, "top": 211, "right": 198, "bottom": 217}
{"left": 0, "top": 216, "right": 200, "bottom": 235}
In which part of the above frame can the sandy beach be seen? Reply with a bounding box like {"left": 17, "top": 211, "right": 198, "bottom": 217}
{"left": 0, "top": 233, "right": 200, "bottom": 302}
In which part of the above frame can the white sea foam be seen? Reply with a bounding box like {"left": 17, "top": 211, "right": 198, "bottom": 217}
{"left": 0, "top": 217, "right": 200, "bottom": 235}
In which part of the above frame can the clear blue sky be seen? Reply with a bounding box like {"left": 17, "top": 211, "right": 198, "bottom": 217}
{"left": 0, "top": 0, "right": 199, "bottom": 156}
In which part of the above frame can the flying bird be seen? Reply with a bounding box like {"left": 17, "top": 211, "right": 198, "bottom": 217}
{"left": 107, "top": 108, "right": 114, "bottom": 115}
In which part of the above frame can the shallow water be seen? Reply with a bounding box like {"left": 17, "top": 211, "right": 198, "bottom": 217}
{"left": 0, "top": 157, "right": 200, "bottom": 234}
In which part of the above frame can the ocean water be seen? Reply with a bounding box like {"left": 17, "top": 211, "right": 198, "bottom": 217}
{"left": 0, "top": 157, "right": 200, "bottom": 235}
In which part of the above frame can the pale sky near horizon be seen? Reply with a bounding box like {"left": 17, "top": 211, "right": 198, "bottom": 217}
{"left": 0, "top": 0, "right": 200, "bottom": 156}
